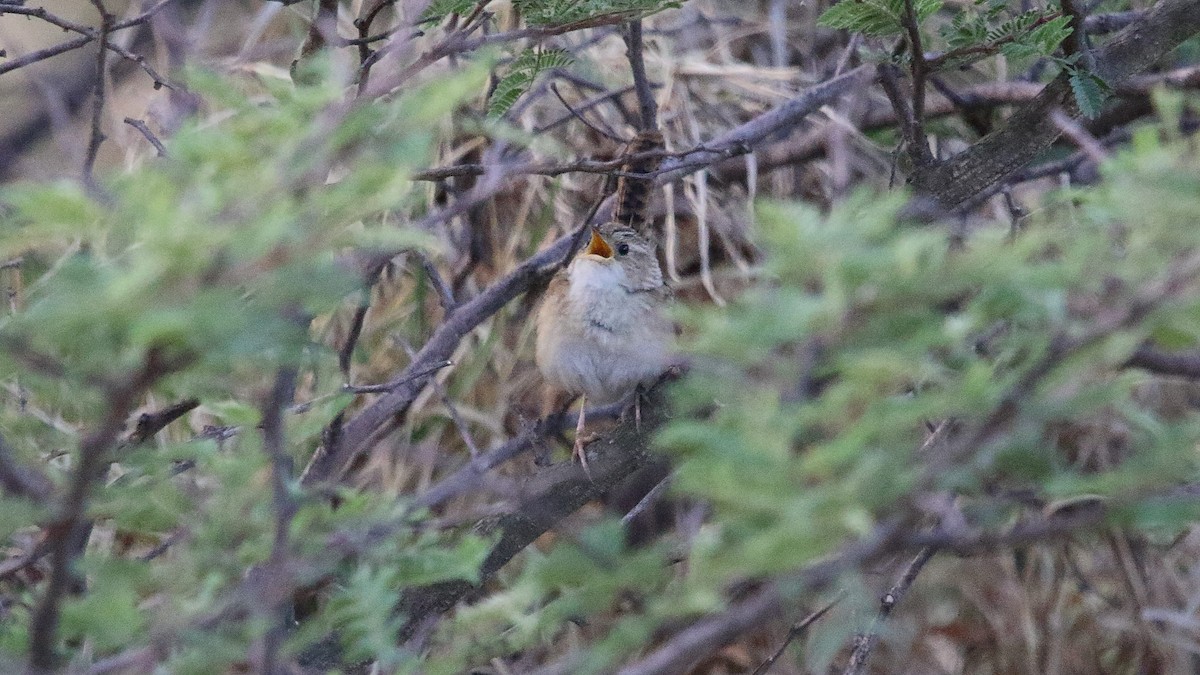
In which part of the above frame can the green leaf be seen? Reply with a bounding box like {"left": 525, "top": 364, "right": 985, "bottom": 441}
{"left": 420, "top": 0, "right": 478, "bottom": 24}
{"left": 1069, "top": 67, "right": 1110, "bottom": 119}
{"left": 487, "top": 48, "right": 575, "bottom": 118}
{"left": 818, "top": 0, "right": 941, "bottom": 38}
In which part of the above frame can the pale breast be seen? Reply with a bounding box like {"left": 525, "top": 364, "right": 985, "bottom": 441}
{"left": 535, "top": 267, "right": 672, "bottom": 404}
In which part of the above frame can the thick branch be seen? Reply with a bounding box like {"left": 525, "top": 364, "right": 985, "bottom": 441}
{"left": 912, "top": 0, "right": 1200, "bottom": 209}
{"left": 624, "top": 20, "right": 658, "bottom": 131}
{"left": 302, "top": 228, "right": 582, "bottom": 486}
{"left": 653, "top": 64, "right": 876, "bottom": 183}
{"left": 395, "top": 389, "right": 670, "bottom": 639}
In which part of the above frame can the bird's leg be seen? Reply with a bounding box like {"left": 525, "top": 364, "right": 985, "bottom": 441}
{"left": 633, "top": 384, "right": 647, "bottom": 431}
{"left": 573, "top": 395, "right": 593, "bottom": 480}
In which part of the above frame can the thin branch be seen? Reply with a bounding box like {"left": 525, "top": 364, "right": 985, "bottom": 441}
{"left": 341, "top": 359, "right": 453, "bottom": 394}
{"left": 408, "top": 398, "right": 627, "bottom": 512}
{"left": 1051, "top": 108, "right": 1109, "bottom": 164}
{"left": 1125, "top": 345, "right": 1200, "bottom": 378}
{"left": 27, "top": 347, "right": 184, "bottom": 672}
{"left": 0, "top": 432, "right": 53, "bottom": 503}
{"left": 624, "top": 19, "right": 658, "bottom": 131}
{"left": 841, "top": 548, "right": 936, "bottom": 675}
{"left": 877, "top": 62, "right": 922, "bottom": 166}
{"left": 126, "top": 398, "right": 199, "bottom": 445}
{"left": 653, "top": 64, "right": 875, "bottom": 183}
{"left": 82, "top": 0, "right": 113, "bottom": 190}
{"left": 399, "top": 339, "right": 479, "bottom": 458}
{"left": 415, "top": 250, "right": 457, "bottom": 315}
{"left": 536, "top": 82, "right": 637, "bottom": 135}
{"left": 549, "top": 83, "right": 629, "bottom": 143}
{"left": 258, "top": 367, "right": 298, "bottom": 675}
{"left": 0, "top": 2, "right": 179, "bottom": 85}
{"left": 123, "top": 118, "right": 167, "bottom": 157}
{"left": 337, "top": 264, "right": 387, "bottom": 380}
{"left": 750, "top": 593, "right": 845, "bottom": 675}
{"left": 1059, "top": 0, "right": 1096, "bottom": 71}
{"left": 361, "top": 11, "right": 630, "bottom": 99}
{"left": 621, "top": 472, "right": 671, "bottom": 526}
{"left": 900, "top": 0, "right": 932, "bottom": 166}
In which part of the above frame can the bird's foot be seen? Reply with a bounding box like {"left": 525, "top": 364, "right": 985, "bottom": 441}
{"left": 572, "top": 432, "right": 601, "bottom": 481}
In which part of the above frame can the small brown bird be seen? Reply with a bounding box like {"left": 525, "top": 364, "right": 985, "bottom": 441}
{"left": 535, "top": 222, "right": 673, "bottom": 471}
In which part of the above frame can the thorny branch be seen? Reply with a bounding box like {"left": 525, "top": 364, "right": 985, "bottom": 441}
{"left": 841, "top": 548, "right": 936, "bottom": 675}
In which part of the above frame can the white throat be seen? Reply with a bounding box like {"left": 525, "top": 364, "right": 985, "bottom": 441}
{"left": 568, "top": 257, "right": 626, "bottom": 301}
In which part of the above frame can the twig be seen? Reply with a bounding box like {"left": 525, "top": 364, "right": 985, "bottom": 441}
{"left": 900, "top": 0, "right": 932, "bottom": 166}
{"left": 1059, "top": 0, "right": 1096, "bottom": 71}
{"left": 415, "top": 250, "right": 457, "bottom": 315}
{"left": 342, "top": 359, "right": 453, "bottom": 394}
{"left": 549, "top": 83, "right": 629, "bottom": 142}
{"left": 1125, "top": 345, "right": 1200, "bottom": 378}
{"left": 82, "top": 0, "right": 113, "bottom": 190}
{"left": 841, "top": 547, "right": 936, "bottom": 675}
{"left": 621, "top": 472, "right": 671, "bottom": 526}
{"left": 399, "top": 339, "right": 480, "bottom": 458}
{"left": 536, "top": 83, "right": 637, "bottom": 135}
{"left": 1050, "top": 108, "right": 1109, "bottom": 164}
{"left": 123, "top": 118, "right": 167, "bottom": 157}
{"left": 258, "top": 367, "right": 298, "bottom": 675}
{"left": 0, "top": 2, "right": 179, "bottom": 85}
{"left": 0, "top": 538, "right": 52, "bottom": 581}
{"left": 877, "top": 62, "right": 922, "bottom": 168}
{"left": 0, "top": 432, "right": 53, "bottom": 503}
{"left": 361, "top": 11, "right": 631, "bottom": 99}
{"left": 654, "top": 64, "right": 875, "bottom": 183}
{"left": 408, "top": 398, "right": 627, "bottom": 512}
{"left": 624, "top": 19, "right": 658, "bottom": 131}
{"left": 337, "top": 264, "right": 387, "bottom": 380}
{"left": 27, "top": 347, "right": 184, "bottom": 672}
{"left": 750, "top": 593, "right": 845, "bottom": 675}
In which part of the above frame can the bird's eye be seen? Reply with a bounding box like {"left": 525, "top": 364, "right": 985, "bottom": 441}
{"left": 617, "top": 243, "right": 630, "bottom": 256}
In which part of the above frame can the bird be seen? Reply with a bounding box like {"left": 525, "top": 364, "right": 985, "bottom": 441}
{"left": 535, "top": 222, "right": 673, "bottom": 474}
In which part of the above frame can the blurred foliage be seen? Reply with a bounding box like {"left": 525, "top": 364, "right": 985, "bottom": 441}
{"left": 434, "top": 118, "right": 1200, "bottom": 670}
{"left": 0, "top": 61, "right": 494, "bottom": 670}
{"left": 2, "top": 0, "right": 1200, "bottom": 672}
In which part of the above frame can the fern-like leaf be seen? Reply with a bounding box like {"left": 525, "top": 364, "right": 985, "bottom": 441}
{"left": 421, "top": 0, "right": 478, "bottom": 24}
{"left": 819, "top": 0, "right": 942, "bottom": 38}
{"left": 487, "top": 48, "right": 575, "bottom": 118}
{"left": 1069, "top": 67, "right": 1110, "bottom": 119}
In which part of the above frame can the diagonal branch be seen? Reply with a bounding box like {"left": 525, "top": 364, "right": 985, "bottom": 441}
{"left": 912, "top": 0, "right": 1200, "bottom": 209}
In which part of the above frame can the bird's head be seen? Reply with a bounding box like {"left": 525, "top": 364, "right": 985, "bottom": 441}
{"left": 574, "top": 223, "right": 663, "bottom": 290}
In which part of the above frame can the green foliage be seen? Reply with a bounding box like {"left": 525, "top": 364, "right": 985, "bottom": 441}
{"left": 514, "top": 0, "right": 683, "bottom": 26}
{"left": 404, "top": 123, "right": 1200, "bottom": 672}
{"left": 425, "top": 0, "right": 682, "bottom": 27}
{"left": 938, "top": 4, "right": 1072, "bottom": 64}
{"left": 488, "top": 48, "right": 575, "bottom": 118}
{"left": 818, "top": 0, "right": 943, "bottom": 38}
{"left": 0, "top": 60, "right": 488, "bottom": 668}
{"left": 1068, "top": 65, "right": 1112, "bottom": 118}
{"left": 421, "top": 0, "right": 479, "bottom": 24}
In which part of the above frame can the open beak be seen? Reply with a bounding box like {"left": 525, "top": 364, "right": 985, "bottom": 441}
{"left": 585, "top": 227, "right": 614, "bottom": 259}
